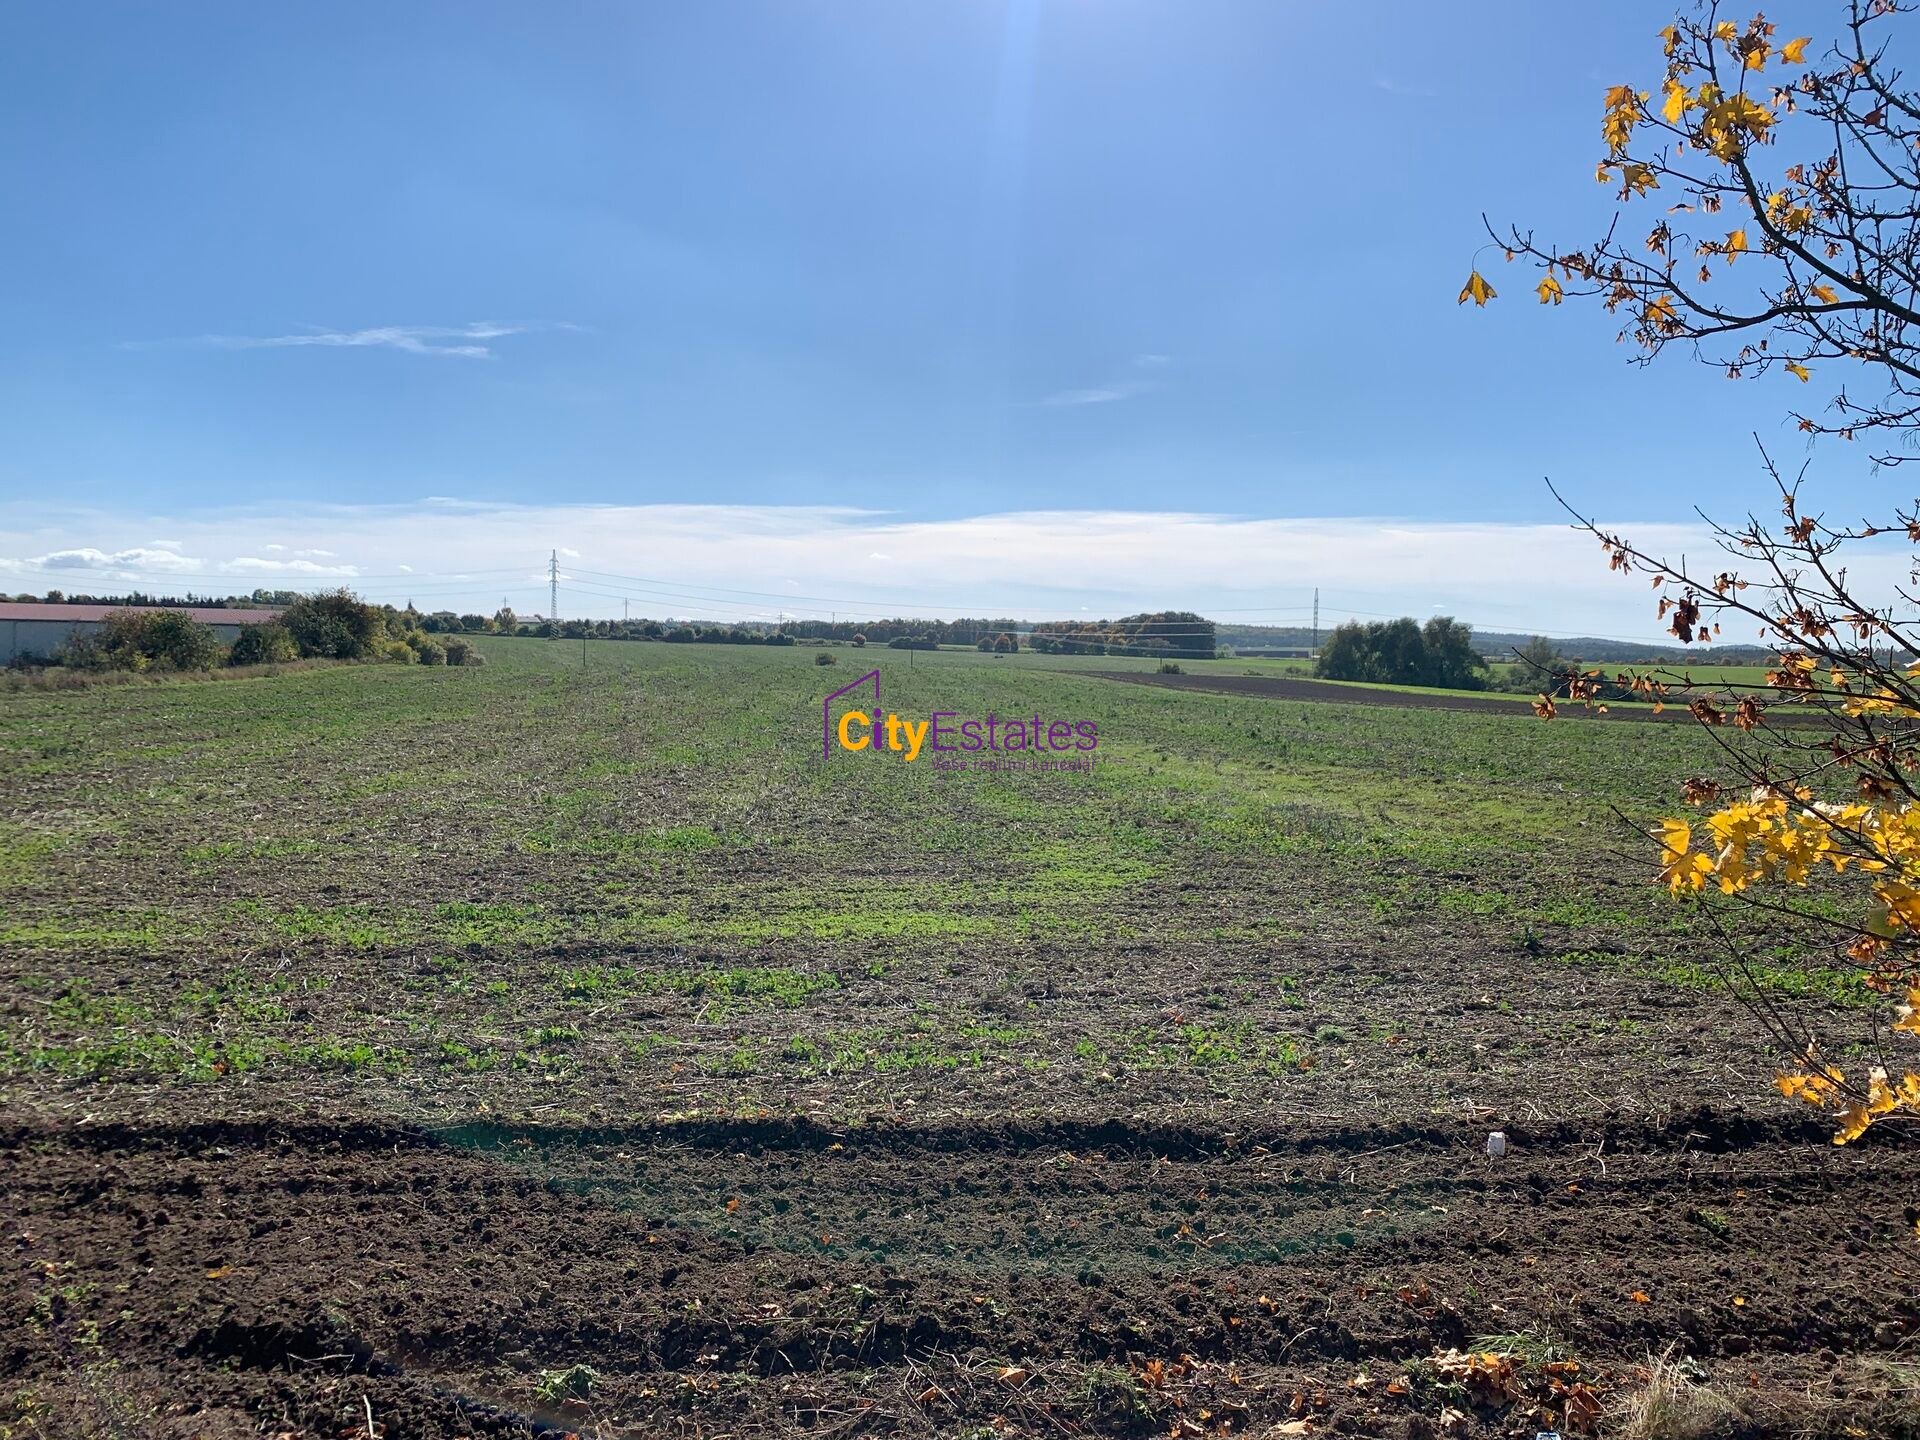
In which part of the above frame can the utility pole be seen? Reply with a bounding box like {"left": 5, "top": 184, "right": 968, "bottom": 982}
{"left": 1311, "top": 588, "right": 1320, "bottom": 659}
{"left": 548, "top": 550, "right": 559, "bottom": 638}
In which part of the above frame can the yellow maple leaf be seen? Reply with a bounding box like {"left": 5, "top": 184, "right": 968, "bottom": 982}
{"left": 1745, "top": 44, "right": 1770, "bottom": 72}
{"left": 1811, "top": 283, "right": 1838, "bottom": 304}
{"left": 1781, "top": 36, "right": 1810, "bottom": 64}
{"left": 1602, "top": 85, "right": 1647, "bottom": 154}
{"left": 1700, "top": 93, "right": 1775, "bottom": 158}
{"left": 1834, "top": 1105, "right": 1875, "bottom": 1144}
{"left": 1656, "top": 818, "right": 1713, "bottom": 891}
{"left": 1537, "top": 275, "right": 1564, "bottom": 305}
{"left": 1725, "top": 228, "right": 1748, "bottom": 258}
{"left": 1458, "top": 270, "right": 1496, "bottom": 306}
{"left": 1786, "top": 362, "right": 1811, "bottom": 382}
{"left": 1713, "top": 20, "right": 1737, "bottom": 42}
{"left": 1663, "top": 80, "right": 1691, "bottom": 123}
{"left": 1895, "top": 987, "right": 1920, "bottom": 1034}
{"left": 1619, "top": 162, "right": 1658, "bottom": 197}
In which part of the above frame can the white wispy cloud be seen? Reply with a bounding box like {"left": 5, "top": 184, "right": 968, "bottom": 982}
{"left": 1, "top": 543, "right": 359, "bottom": 584}
{"left": 1039, "top": 353, "right": 1170, "bottom": 407}
{"left": 5, "top": 497, "right": 1893, "bottom": 643}
{"left": 1038, "top": 380, "right": 1157, "bottom": 407}
{"left": 26, "top": 546, "right": 204, "bottom": 573}
{"left": 1373, "top": 76, "right": 1441, "bottom": 99}
{"left": 140, "top": 322, "right": 575, "bottom": 360}
{"left": 226, "top": 556, "right": 359, "bottom": 577}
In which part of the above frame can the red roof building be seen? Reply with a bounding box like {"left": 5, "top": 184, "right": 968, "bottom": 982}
{"left": 0, "top": 603, "right": 286, "bottom": 664}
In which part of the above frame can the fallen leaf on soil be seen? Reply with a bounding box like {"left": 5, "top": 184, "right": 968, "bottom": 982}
{"left": 1430, "top": 1349, "right": 1521, "bottom": 1406}
{"left": 1269, "top": 1423, "right": 1313, "bottom": 1437}
{"left": 1559, "top": 1382, "right": 1605, "bottom": 1431}
{"left": 205, "top": 1266, "right": 233, "bottom": 1279}
{"left": 1630, "top": 1289, "right": 1652, "bottom": 1303}
{"left": 997, "top": 1366, "right": 1030, "bottom": 1388}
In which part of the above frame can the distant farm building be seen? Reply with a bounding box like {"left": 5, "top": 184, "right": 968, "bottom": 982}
{"left": 0, "top": 603, "right": 284, "bottom": 665}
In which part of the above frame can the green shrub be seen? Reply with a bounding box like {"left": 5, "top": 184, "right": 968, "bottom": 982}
{"left": 380, "top": 639, "right": 415, "bottom": 664}
{"left": 443, "top": 636, "right": 476, "bottom": 666}
{"left": 814, "top": 651, "right": 836, "bottom": 666}
{"left": 399, "top": 629, "right": 447, "bottom": 665}
{"left": 280, "top": 590, "right": 381, "bottom": 659}
{"left": 1315, "top": 616, "right": 1488, "bottom": 690}
{"left": 143, "top": 611, "right": 223, "bottom": 670}
{"left": 228, "top": 622, "right": 298, "bottom": 666}
{"left": 58, "top": 609, "right": 222, "bottom": 672}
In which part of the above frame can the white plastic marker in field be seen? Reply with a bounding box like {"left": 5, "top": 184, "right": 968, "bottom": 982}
{"left": 1486, "top": 1131, "right": 1507, "bottom": 1158}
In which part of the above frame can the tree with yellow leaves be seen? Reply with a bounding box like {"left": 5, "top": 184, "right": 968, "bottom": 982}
{"left": 1471, "top": 2, "right": 1920, "bottom": 1145}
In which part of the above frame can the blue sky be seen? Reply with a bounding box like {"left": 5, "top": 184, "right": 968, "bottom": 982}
{"left": 0, "top": 1, "right": 1871, "bottom": 635}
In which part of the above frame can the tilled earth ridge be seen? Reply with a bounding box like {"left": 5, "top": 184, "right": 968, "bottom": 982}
{"left": 5, "top": 1109, "right": 1917, "bottom": 1439}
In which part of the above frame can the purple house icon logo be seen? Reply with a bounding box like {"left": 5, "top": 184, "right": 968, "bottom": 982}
{"left": 822, "top": 669, "right": 881, "bottom": 760}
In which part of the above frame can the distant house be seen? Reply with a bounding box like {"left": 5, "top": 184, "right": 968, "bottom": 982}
{"left": 0, "top": 603, "right": 284, "bottom": 665}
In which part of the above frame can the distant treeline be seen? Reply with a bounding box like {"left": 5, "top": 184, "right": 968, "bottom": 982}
{"left": 1314, "top": 618, "right": 1489, "bottom": 690}
{"left": 1309, "top": 621, "right": 1714, "bottom": 694}
{"left": 1027, "top": 613, "right": 1216, "bottom": 660}
{"left": 1218, "top": 620, "right": 1776, "bottom": 667}
{"left": 7, "top": 588, "right": 304, "bottom": 609}
{"left": 10, "top": 593, "right": 1778, "bottom": 666}
{"left": 403, "top": 608, "right": 1218, "bottom": 656}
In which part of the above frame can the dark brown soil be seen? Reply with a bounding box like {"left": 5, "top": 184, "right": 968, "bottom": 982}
{"left": 1090, "top": 672, "right": 1679, "bottom": 719}
{"left": 7, "top": 1109, "right": 1917, "bottom": 1439}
